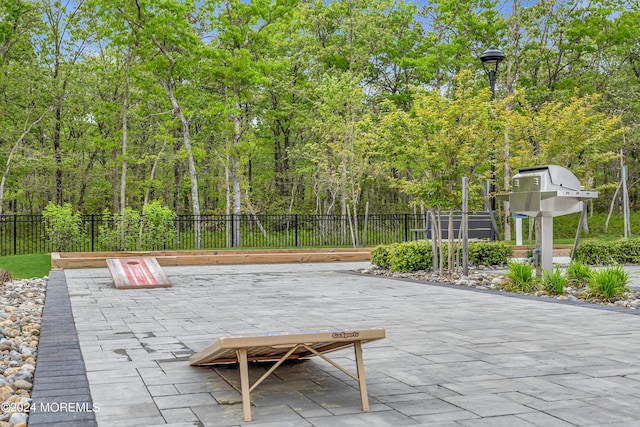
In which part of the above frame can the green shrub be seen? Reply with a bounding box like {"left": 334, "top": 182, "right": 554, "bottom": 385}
{"left": 565, "top": 261, "right": 592, "bottom": 288}
{"left": 575, "top": 241, "right": 614, "bottom": 265}
{"left": 587, "top": 266, "right": 629, "bottom": 301}
{"left": 468, "top": 241, "right": 512, "bottom": 266}
{"left": 542, "top": 267, "right": 565, "bottom": 295}
{"left": 609, "top": 238, "right": 640, "bottom": 264}
{"left": 388, "top": 241, "right": 433, "bottom": 272}
{"left": 370, "top": 243, "right": 397, "bottom": 269}
{"left": 42, "top": 202, "right": 83, "bottom": 252}
{"left": 371, "top": 240, "right": 509, "bottom": 272}
{"left": 98, "top": 208, "right": 142, "bottom": 251}
{"left": 502, "top": 262, "right": 538, "bottom": 293}
{"left": 140, "top": 201, "right": 176, "bottom": 250}
{"left": 576, "top": 238, "right": 640, "bottom": 265}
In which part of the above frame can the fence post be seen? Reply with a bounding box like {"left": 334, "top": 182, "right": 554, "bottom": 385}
{"left": 404, "top": 213, "right": 409, "bottom": 242}
{"left": 294, "top": 214, "right": 298, "bottom": 247}
{"left": 13, "top": 215, "right": 17, "bottom": 255}
{"left": 91, "top": 214, "right": 95, "bottom": 252}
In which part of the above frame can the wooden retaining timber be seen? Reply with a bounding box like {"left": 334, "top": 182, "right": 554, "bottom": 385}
{"left": 51, "top": 248, "right": 372, "bottom": 269}
{"left": 51, "top": 245, "right": 571, "bottom": 270}
{"left": 511, "top": 244, "right": 572, "bottom": 258}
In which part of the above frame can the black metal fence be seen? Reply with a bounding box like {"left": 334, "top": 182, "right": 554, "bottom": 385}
{"left": 0, "top": 213, "right": 434, "bottom": 256}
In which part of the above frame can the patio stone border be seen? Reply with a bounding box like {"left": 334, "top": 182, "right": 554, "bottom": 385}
{"left": 29, "top": 270, "right": 97, "bottom": 427}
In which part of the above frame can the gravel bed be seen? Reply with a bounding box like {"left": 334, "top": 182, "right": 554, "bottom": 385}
{"left": 359, "top": 266, "right": 640, "bottom": 309}
{"left": 0, "top": 277, "right": 46, "bottom": 427}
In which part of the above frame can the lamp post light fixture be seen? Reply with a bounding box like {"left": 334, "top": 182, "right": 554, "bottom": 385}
{"left": 480, "top": 46, "right": 505, "bottom": 239}
{"left": 480, "top": 46, "right": 505, "bottom": 100}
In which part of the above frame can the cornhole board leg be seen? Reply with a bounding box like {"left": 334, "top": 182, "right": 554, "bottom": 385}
{"left": 106, "top": 257, "right": 171, "bottom": 289}
{"left": 237, "top": 348, "right": 252, "bottom": 422}
{"left": 232, "top": 341, "right": 371, "bottom": 422}
{"left": 354, "top": 341, "right": 369, "bottom": 411}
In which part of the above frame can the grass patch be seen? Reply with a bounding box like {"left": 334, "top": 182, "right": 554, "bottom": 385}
{"left": 0, "top": 254, "right": 51, "bottom": 279}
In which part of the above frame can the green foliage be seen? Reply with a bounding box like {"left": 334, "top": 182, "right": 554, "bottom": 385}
{"left": 575, "top": 238, "right": 640, "bottom": 265}
{"left": 468, "top": 241, "right": 512, "bottom": 266}
{"left": 370, "top": 243, "right": 398, "bottom": 270}
{"left": 502, "top": 262, "right": 539, "bottom": 293}
{"left": 575, "top": 241, "right": 614, "bottom": 265}
{"left": 565, "top": 261, "right": 592, "bottom": 288}
{"left": 587, "top": 266, "right": 629, "bottom": 301}
{"left": 550, "top": 212, "right": 640, "bottom": 239}
{"left": 0, "top": 254, "right": 50, "bottom": 279}
{"left": 371, "top": 240, "right": 509, "bottom": 272}
{"left": 609, "top": 239, "right": 640, "bottom": 264}
{"left": 542, "top": 267, "right": 565, "bottom": 296}
{"left": 98, "top": 208, "right": 141, "bottom": 251}
{"left": 0, "top": 0, "right": 637, "bottom": 227}
{"left": 42, "top": 203, "right": 83, "bottom": 252}
{"left": 140, "top": 201, "right": 177, "bottom": 250}
{"left": 388, "top": 241, "right": 433, "bottom": 273}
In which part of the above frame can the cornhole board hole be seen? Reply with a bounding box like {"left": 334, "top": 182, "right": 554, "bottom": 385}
{"left": 106, "top": 257, "right": 171, "bottom": 289}
{"left": 189, "top": 328, "right": 386, "bottom": 422}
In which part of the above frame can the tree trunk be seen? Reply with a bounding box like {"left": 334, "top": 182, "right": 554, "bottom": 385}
{"left": 119, "top": 69, "right": 130, "bottom": 248}
{"left": 161, "top": 80, "right": 201, "bottom": 248}
{"left": 231, "top": 94, "right": 243, "bottom": 247}
{"left": 0, "top": 106, "right": 52, "bottom": 215}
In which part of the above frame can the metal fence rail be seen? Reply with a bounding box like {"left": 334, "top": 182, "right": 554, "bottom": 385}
{"left": 0, "top": 213, "right": 434, "bottom": 256}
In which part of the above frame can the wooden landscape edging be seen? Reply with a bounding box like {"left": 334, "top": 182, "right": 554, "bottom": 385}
{"left": 511, "top": 244, "right": 572, "bottom": 258}
{"left": 51, "top": 245, "right": 571, "bottom": 270}
{"left": 51, "top": 248, "right": 372, "bottom": 269}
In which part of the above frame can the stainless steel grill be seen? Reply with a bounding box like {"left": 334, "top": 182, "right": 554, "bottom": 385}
{"left": 507, "top": 165, "right": 597, "bottom": 217}
{"left": 498, "top": 165, "right": 598, "bottom": 272}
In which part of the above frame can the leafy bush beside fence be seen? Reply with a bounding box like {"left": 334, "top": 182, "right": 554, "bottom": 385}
{"left": 575, "top": 238, "right": 640, "bottom": 265}
{"left": 42, "top": 203, "right": 83, "bottom": 252}
{"left": 371, "top": 241, "right": 512, "bottom": 272}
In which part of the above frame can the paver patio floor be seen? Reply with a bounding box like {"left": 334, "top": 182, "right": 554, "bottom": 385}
{"left": 34, "top": 262, "right": 640, "bottom": 426}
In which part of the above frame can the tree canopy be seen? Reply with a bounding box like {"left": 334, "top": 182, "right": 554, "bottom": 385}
{"left": 0, "top": 0, "right": 636, "bottom": 219}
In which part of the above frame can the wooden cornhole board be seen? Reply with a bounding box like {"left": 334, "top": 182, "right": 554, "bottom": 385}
{"left": 189, "top": 328, "right": 386, "bottom": 422}
{"left": 106, "top": 257, "right": 171, "bottom": 289}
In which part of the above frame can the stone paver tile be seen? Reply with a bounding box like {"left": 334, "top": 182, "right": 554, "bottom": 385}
{"left": 153, "top": 392, "right": 217, "bottom": 410}
{"left": 386, "top": 397, "right": 460, "bottom": 417}
{"left": 148, "top": 384, "right": 180, "bottom": 397}
{"left": 192, "top": 403, "right": 307, "bottom": 427}
{"left": 411, "top": 408, "right": 479, "bottom": 424}
{"left": 307, "top": 409, "right": 418, "bottom": 427}
{"left": 160, "top": 407, "right": 200, "bottom": 424}
{"left": 456, "top": 414, "right": 537, "bottom": 426}
{"left": 515, "top": 411, "right": 576, "bottom": 426}
{"left": 544, "top": 404, "right": 637, "bottom": 425}
{"left": 94, "top": 402, "right": 162, "bottom": 422}
{"left": 442, "top": 393, "right": 535, "bottom": 417}
{"left": 90, "top": 379, "right": 153, "bottom": 405}
{"left": 90, "top": 416, "right": 167, "bottom": 427}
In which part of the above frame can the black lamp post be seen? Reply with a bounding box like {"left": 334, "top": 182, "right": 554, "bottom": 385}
{"left": 480, "top": 46, "right": 505, "bottom": 100}
{"left": 480, "top": 46, "right": 505, "bottom": 238}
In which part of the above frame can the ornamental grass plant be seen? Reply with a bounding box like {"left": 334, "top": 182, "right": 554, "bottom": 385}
{"left": 542, "top": 267, "right": 566, "bottom": 295}
{"left": 502, "top": 262, "right": 539, "bottom": 293}
{"left": 565, "top": 261, "right": 592, "bottom": 288}
{"left": 587, "top": 266, "right": 629, "bottom": 301}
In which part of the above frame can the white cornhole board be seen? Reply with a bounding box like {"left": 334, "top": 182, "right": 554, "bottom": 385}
{"left": 189, "top": 328, "right": 386, "bottom": 422}
{"left": 106, "top": 257, "right": 171, "bottom": 289}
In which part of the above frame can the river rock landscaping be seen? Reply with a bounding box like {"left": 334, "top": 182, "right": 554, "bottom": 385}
{"left": 359, "top": 265, "right": 640, "bottom": 310}
{"left": 0, "top": 276, "right": 46, "bottom": 427}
